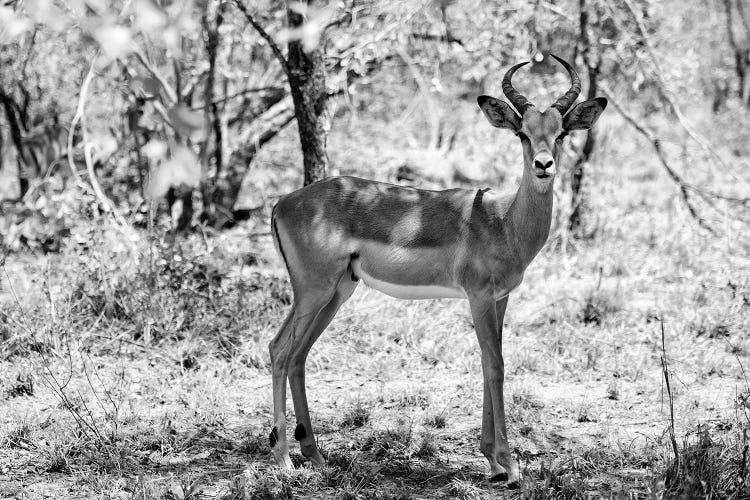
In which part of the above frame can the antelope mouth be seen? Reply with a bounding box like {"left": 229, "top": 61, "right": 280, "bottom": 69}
{"left": 535, "top": 170, "right": 552, "bottom": 179}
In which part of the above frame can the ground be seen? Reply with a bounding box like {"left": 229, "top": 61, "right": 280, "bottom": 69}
{"left": 1, "top": 109, "right": 749, "bottom": 498}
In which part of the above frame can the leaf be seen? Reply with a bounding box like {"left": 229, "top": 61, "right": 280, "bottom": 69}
{"left": 130, "top": 76, "right": 161, "bottom": 97}
{"left": 147, "top": 145, "right": 201, "bottom": 199}
{"left": 142, "top": 139, "right": 167, "bottom": 160}
{"left": 133, "top": 0, "right": 167, "bottom": 32}
{"left": 25, "top": 0, "right": 68, "bottom": 32}
{"left": 0, "top": 7, "right": 31, "bottom": 42}
{"left": 278, "top": 3, "right": 334, "bottom": 52}
{"left": 89, "top": 133, "right": 118, "bottom": 159}
{"left": 162, "top": 26, "right": 180, "bottom": 54}
{"left": 168, "top": 104, "right": 204, "bottom": 137}
{"left": 95, "top": 25, "right": 133, "bottom": 59}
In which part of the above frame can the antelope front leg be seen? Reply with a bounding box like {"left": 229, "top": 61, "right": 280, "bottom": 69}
{"left": 468, "top": 292, "right": 520, "bottom": 488}
{"left": 481, "top": 372, "right": 507, "bottom": 482}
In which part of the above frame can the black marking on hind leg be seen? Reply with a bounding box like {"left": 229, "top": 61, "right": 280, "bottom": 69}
{"left": 269, "top": 426, "right": 278, "bottom": 448}
{"left": 349, "top": 254, "right": 360, "bottom": 282}
{"left": 294, "top": 423, "right": 307, "bottom": 441}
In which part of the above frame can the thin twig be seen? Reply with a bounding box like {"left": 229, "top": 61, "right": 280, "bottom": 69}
{"left": 2, "top": 264, "right": 104, "bottom": 442}
{"left": 131, "top": 46, "right": 178, "bottom": 104}
{"left": 324, "top": 0, "right": 357, "bottom": 32}
{"left": 396, "top": 46, "right": 441, "bottom": 151}
{"left": 233, "top": 0, "right": 289, "bottom": 76}
{"left": 737, "top": 0, "right": 750, "bottom": 39}
{"left": 72, "top": 55, "right": 130, "bottom": 231}
{"left": 189, "top": 86, "right": 284, "bottom": 111}
{"left": 660, "top": 321, "right": 680, "bottom": 471}
{"left": 19, "top": 28, "right": 38, "bottom": 83}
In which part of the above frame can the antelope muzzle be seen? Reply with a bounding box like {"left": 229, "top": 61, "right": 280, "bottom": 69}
{"left": 533, "top": 151, "right": 555, "bottom": 178}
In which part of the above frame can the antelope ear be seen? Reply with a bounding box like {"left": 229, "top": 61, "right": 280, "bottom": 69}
{"left": 562, "top": 97, "right": 607, "bottom": 130}
{"left": 477, "top": 95, "right": 522, "bottom": 131}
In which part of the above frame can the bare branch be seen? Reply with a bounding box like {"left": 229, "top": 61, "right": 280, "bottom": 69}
{"left": 409, "top": 32, "right": 464, "bottom": 46}
{"left": 617, "top": 0, "right": 741, "bottom": 185}
{"left": 397, "top": 46, "right": 441, "bottom": 151}
{"left": 233, "top": 97, "right": 295, "bottom": 155}
{"left": 68, "top": 53, "right": 132, "bottom": 233}
{"left": 600, "top": 87, "right": 715, "bottom": 234}
{"left": 722, "top": 0, "right": 749, "bottom": 103}
{"left": 189, "top": 86, "right": 285, "bottom": 111}
{"left": 324, "top": 0, "right": 355, "bottom": 32}
{"left": 724, "top": 0, "right": 741, "bottom": 56}
{"left": 233, "top": 0, "right": 289, "bottom": 76}
{"left": 735, "top": 0, "right": 750, "bottom": 39}
{"left": 131, "top": 47, "right": 179, "bottom": 104}
{"left": 540, "top": 1, "right": 576, "bottom": 22}
{"left": 19, "top": 28, "right": 37, "bottom": 84}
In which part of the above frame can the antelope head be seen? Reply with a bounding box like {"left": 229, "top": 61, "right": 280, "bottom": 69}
{"left": 477, "top": 54, "right": 608, "bottom": 192}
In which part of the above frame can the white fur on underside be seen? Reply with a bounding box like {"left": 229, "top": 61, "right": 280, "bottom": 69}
{"left": 351, "top": 258, "right": 467, "bottom": 300}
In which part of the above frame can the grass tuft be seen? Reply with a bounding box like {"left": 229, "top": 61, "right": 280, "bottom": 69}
{"left": 6, "top": 373, "right": 33, "bottom": 398}
{"left": 424, "top": 413, "right": 447, "bottom": 429}
{"left": 238, "top": 431, "right": 267, "bottom": 456}
{"left": 340, "top": 401, "right": 371, "bottom": 428}
{"left": 662, "top": 425, "right": 750, "bottom": 498}
{"left": 576, "top": 405, "right": 596, "bottom": 423}
{"left": 606, "top": 379, "right": 620, "bottom": 400}
{"left": 358, "top": 426, "right": 413, "bottom": 459}
{"left": 447, "top": 478, "right": 484, "bottom": 499}
{"left": 226, "top": 464, "right": 323, "bottom": 500}
{"left": 44, "top": 443, "right": 72, "bottom": 472}
{"left": 2, "top": 420, "right": 34, "bottom": 449}
{"left": 414, "top": 432, "right": 439, "bottom": 459}
{"left": 579, "top": 286, "right": 622, "bottom": 326}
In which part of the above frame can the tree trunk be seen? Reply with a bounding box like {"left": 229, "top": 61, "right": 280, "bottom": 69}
{"left": 0, "top": 92, "right": 29, "bottom": 198}
{"left": 286, "top": 0, "right": 329, "bottom": 186}
{"left": 202, "top": 89, "right": 290, "bottom": 228}
{"left": 723, "top": 0, "right": 750, "bottom": 106}
{"left": 199, "top": 0, "right": 224, "bottom": 225}
{"left": 0, "top": 125, "right": 4, "bottom": 176}
{"left": 569, "top": 68, "right": 598, "bottom": 235}
{"left": 569, "top": 0, "right": 599, "bottom": 236}
{"left": 210, "top": 100, "right": 295, "bottom": 228}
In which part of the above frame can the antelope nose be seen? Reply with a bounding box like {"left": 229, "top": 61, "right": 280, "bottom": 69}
{"left": 534, "top": 158, "right": 554, "bottom": 170}
{"left": 533, "top": 152, "right": 555, "bottom": 178}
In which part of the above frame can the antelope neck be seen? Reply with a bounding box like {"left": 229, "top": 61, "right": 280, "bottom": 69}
{"left": 506, "top": 167, "right": 554, "bottom": 265}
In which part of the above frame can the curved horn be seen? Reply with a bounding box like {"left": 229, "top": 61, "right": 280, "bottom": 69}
{"left": 550, "top": 54, "right": 582, "bottom": 116}
{"left": 502, "top": 61, "right": 533, "bottom": 115}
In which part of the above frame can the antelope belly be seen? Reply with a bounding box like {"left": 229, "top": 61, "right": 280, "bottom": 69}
{"left": 351, "top": 258, "right": 466, "bottom": 300}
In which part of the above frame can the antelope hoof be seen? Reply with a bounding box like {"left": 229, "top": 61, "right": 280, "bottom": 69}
{"left": 301, "top": 445, "right": 326, "bottom": 466}
{"left": 269, "top": 426, "right": 294, "bottom": 469}
{"left": 271, "top": 450, "right": 294, "bottom": 469}
{"left": 505, "top": 469, "right": 522, "bottom": 490}
{"left": 489, "top": 471, "right": 508, "bottom": 482}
